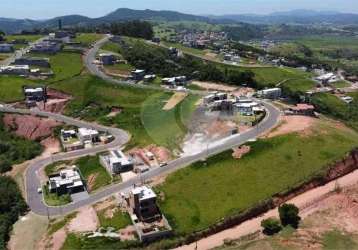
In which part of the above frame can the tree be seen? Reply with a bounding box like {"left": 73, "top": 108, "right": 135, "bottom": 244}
{"left": 261, "top": 218, "right": 282, "bottom": 235}
{"left": 278, "top": 203, "right": 301, "bottom": 228}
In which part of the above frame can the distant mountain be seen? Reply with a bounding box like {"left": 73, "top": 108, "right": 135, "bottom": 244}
{"left": 99, "top": 8, "right": 209, "bottom": 22}
{"left": 0, "top": 8, "right": 210, "bottom": 34}
{"left": 213, "top": 10, "right": 358, "bottom": 25}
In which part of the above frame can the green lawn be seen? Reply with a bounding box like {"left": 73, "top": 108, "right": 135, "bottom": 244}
{"left": 157, "top": 124, "right": 358, "bottom": 234}
{"left": 5, "top": 34, "right": 42, "bottom": 43}
{"left": 332, "top": 80, "right": 351, "bottom": 88}
{"left": 281, "top": 78, "right": 316, "bottom": 96}
{"left": 0, "top": 76, "right": 39, "bottom": 102}
{"left": 28, "top": 52, "right": 83, "bottom": 83}
{"left": 75, "top": 155, "right": 112, "bottom": 192}
{"left": 101, "top": 42, "right": 121, "bottom": 54}
{"left": 97, "top": 208, "right": 131, "bottom": 230}
{"left": 141, "top": 92, "right": 198, "bottom": 150}
{"left": 74, "top": 33, "right": 104, "bottom": 46}
{"left": 43, "top": 185, "right": 72, "bottom": 206}
{"left": 322, "top": 230, "right": 358, "bottom": 250}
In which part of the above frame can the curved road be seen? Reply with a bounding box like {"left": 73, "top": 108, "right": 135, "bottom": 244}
{"left": 0, "top": 37, "right": 281, "bottom": 216}
{"left": 1, "top": 101, "right": 280, "bottom": 216}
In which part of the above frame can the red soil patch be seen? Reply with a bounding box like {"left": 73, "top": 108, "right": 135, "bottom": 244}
{"left": 232, "top": 145, "right": 251, "bottom": 159}
{"left": 266, "top": 115, "right": 317, "bottom": 138}
{"left": 3, "top": 114, "right": 61, "bottom": 140}
{"left": 147, "top": 145, "right": 172, "bottom": 163}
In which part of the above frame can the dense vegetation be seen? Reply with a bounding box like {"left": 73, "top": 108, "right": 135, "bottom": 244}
{"left": 0, "top": 114, "right": 42, "bottom": 173}
{"left": 311, "top": 92, "right": 358, "bottom": 130}
{"left": 0, "top": 176, "right": 28, "bottom": 249}
{"left": 109, "top": 21, "right": 154, "bottom": 40}
{"left": 120, "top": 38, "right": 256, "bottom": 87}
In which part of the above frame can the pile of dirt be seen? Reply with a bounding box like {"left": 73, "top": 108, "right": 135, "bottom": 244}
{"left": 147, "top": 145, "right": 172, "bottom": 163}
{"left": 232, "top": 146, "right": 251, "bottom": 159}
{"left": 191, "top": 81, "right": 238, "bottom": 92}
{"left": 232, "top": 87, "right": 255, "bottom": 97}
{"left": 3, "top": 114, "right": 61, "bottom": 140}
{"left": 39, "top": 88, "right": 72, "bottom": 114}
{"left": 207, "top": 119, "right": 237, "bottom": 139}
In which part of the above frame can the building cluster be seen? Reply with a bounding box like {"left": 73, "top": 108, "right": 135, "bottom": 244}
{"left": 124, "top": 186, "right": 172, "bottom": 242}
{"left": 0, "top": 43, "right": 14, "bottom": 53}
{"left": 60, "top": 127, "right": 112, "bottom": 152}
{"left": 0, "top": 56, "right": 53, "bottom": 77}
{"left": 48, "top": 166, "right": 85, "bottom": 195}
{"left": 204, "top": 92, "right": 265, "bottom": 116}
{"left": 174, "top": 30, "right": 228, "bottom": 50}
{"left": 161, "top": 76, "right": 187, "bottom": 87}
{"left": 314, "top": 72, "right": 341, "bottom": 85}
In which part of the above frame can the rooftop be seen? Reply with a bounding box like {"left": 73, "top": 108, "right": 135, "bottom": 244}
{"left": 132, "top": 186, "right": 157, "bottom": 201}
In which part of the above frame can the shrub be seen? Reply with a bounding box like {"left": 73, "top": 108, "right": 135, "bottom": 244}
{"left": 261, "top": 218, "right": 282, "bottom": 235}
{"left": 278, "top": 203, "right": 301, "bottom": 228}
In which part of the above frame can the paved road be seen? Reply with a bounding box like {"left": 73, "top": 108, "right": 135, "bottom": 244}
{"left": 84, "top": 35, "right": 205, "bottom": 95}
{"left": 0, "top": 36, "right": 48, "bottom": 66}
{"left": 0, "top": 101, "right": 280, "bottom": 216}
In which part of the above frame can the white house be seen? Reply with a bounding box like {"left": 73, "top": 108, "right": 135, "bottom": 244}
{"left": 77, "top": 128, "right": 99, "bottom": 144}
{"left": 100, "top": 149, "right": 134, "bottom": 174}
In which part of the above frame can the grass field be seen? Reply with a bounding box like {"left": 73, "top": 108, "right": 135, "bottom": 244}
{"left": 97, "top": 208, "right": 131, "bottom": 230}
{"left": 43, "top": 186, "right": 72, "bottom": 206}
{"left": 322, "top": 230, "right": 358, "bottom": 250}
{"left": 0, "top": 76, "right": 38, "bottom": 102}
{"left": 74, "top": 33, "right": 104, "bottom": 46}
{"left": 75, "top": 155, "right": 112, "bottom": 192}
{"left": 101, "top": 42, "right": 121, "bottom": 54}
{"left": 157, "top": 123, "right": 358, "bottom": 234}
{"left": 141, "top": 92, "right": 198, "bottom": 150}
{"left": 28, "top": 51, "right": 83, "bottom": 83}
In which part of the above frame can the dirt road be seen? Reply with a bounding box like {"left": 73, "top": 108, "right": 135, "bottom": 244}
{"left": 176, "top": 169, "right": 358, "bottom": 250}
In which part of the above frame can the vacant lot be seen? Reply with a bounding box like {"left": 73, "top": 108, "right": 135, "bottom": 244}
{"left": 75, "top": 155, "right": 112, "bottom": 192}
{"left": 157, "top": 122, "right": 358, "bottom": 234}
{"left": 0, "top": 76, "right": 38, "bottom": 102}
{"left": 74, "top": 33, "right": 104, "bottom": 46}
{"left": 141, "top": 92, "right": 198, "bottom": 150}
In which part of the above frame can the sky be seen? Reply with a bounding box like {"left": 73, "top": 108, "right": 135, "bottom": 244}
{"left": 1, "top": 0, "right": 358, "bottom": 19}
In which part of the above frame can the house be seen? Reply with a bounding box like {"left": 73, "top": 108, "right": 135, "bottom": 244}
{"left": 204, "top": 92, "right": 228, "bottom": 105}
{"left": 98, "top": 53, "right": 116, "bottom": 65}
{"left": 126, "top": 186, "right": 173, "bottom": 242}
{"left": 60, "top": 129, "right": 84, "bottom": 152}
{"left": 100, "top": 149, "right": 134, "bottom": 175}
{"left": 316, "top": 73, "right": 338, "bottom": 84}
{"left": 0, "top": 43, "right": 14, "bottom": 53}
{"left": 77, "top": 128, "right": 99, "bottom": 144}
{"left": 152, "top": 37, "right": 161, "bottom": 43}
{"left": 14, "top": 57, "right": 50, "bottom": 68}
{"left": 257, "top": 88, "right": 282, "bottom": 99}
{"left": 162, "top": 76, "right": 187, "bottom": 86}
{"left": 288, "top": 104, "right": 315, "bottom": 116}
{"left": 341, "top": 96, "right": 354, "bottom": 104}
{"left": 48, "top": 167, "right": 85, "bottom": 195}
{"left": 30, "top": 41, "right": 62, "bottom": 54}
{"left": 131, "top": 69, "right": 146, "bottom": 81}
{"left": 233, "top": 101, "right": 260, "bottom": 116}
{"left": 23, "top": 86, "right": 47, "bottom": 105}
{"left": 144, "top": 74, "right": 156, "bottom": 82}
{"left": 129, "top": 186, "right": 161, "bottom": 223}
{"left": 0, "top": 65, "right": 30, "bottom": 75}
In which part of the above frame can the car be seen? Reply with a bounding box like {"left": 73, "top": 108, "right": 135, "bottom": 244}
{"left": 159, "top": 162, "right": 168, "bottom": 168}
{"left": 37, "top": 188, "right": 43, "bottom": 194}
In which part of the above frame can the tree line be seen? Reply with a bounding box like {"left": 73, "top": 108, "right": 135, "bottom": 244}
{"left": 119, "top": 39, "right": 256, "bottom": 87}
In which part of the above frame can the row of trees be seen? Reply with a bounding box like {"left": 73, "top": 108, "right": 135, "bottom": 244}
{"left": 0, "top": 176, "right": 28, "bottom": 249}
{"left": 109, "top": 21, "right": 154, "bottom": 40}
{"left": 0, "top": 114, "right": 43, "bottom": 173}
{"left": 120, "top": 39, "right": 256, "bottom": 87}
{"left": 261, "top": 203, "right": 301, "bottom": 236}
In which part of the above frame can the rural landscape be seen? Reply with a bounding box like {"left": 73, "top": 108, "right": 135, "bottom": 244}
{"left": 1, "top": 1, "right": 358, "bottom": 250}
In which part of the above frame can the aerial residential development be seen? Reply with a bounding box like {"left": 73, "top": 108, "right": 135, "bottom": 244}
{"left": 1, "top": 1, "right": 358, "bottom": 250}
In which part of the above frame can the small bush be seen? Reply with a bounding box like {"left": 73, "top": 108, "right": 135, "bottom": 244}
{"left": 261, "top": 218, "right": 282, "bottom": 235}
